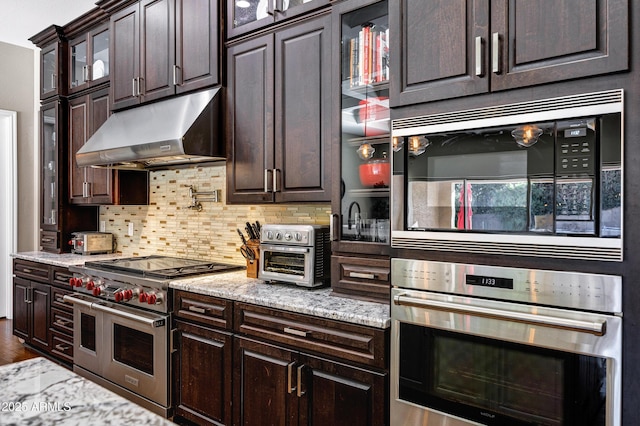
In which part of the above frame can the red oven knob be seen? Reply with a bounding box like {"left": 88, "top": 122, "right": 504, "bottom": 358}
{"left": 146, "top": 293, "right": 158, "bottom": 305}
{"left": 139, "top": 292, "right": 148, "bottom": 303}
{"left": 92, "top": 286, "right": 103, "bottom": 297}
{"left": 123, "top": 289, "right": 133, "bottom": 301}
{"left": 86, "top": 280, "right": 95, "bottom": 291}
{"left": 114, "top": 291, "right": 123, "bottom": 302}
{"left": 68, "top": 277, "right": 76, "bottom": 287}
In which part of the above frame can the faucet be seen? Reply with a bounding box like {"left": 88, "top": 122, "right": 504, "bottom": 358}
{"left": 347, "top": 201, "right": 361, "bottom": 230}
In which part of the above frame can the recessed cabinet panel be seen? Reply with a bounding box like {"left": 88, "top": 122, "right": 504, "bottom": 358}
{"left": 227, "top": 14, "right": 331, "bottom": 204}
{"left": 227, "top": 35, "right": 275, "bottom": 203}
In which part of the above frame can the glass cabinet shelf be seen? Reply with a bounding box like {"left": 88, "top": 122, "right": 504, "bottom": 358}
{"left": 338, "top": 0, "right": 389, "bottom": 245}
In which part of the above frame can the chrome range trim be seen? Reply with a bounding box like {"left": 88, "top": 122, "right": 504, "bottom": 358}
{"left": 391, "top": 89, "right": 623, "bottom": 136}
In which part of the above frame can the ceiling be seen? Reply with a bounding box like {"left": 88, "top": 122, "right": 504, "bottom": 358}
{"left": 0, "top": 0, "right": 97, "bottom": 48}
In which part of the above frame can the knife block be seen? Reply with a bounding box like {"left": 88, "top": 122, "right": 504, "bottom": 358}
{"left": 245, "top": 241, "right": 260, "bottom": 278}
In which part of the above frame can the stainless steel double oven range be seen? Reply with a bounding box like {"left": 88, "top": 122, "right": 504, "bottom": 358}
{"left": 64, "top": 256, "right": 241, "bottom": 416}
{"left": 389, "top": 90, "right": 625, "bottom": 425}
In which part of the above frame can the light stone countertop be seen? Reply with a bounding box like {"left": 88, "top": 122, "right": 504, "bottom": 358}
{"left": 11, "top": 251, "right": 390, "bottom": 329}
{"left": 170, "top": 270, "right": 390, "bottom": 329}
{"left": 11, "top": 251, "right": 123, "bottom": 268}
{"left": 0, "top": 357, "right": 172, "bottom": 425}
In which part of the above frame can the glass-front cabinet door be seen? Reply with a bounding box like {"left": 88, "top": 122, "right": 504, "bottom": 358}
{"left": 227, "top": 0, "right": 330, "bottom": 38}
{"left": 41, "top": 104, "right": 59, "bottom": 228}
{"left": 69, "top": 24, "right": 109, "bottom": 93}
{"left": 337, "top": 0, "right": 390, "bottom": 246}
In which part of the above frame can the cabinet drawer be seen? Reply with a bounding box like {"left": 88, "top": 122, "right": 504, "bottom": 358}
{"left": 331, "top": 255, "right": 390, "bottom": 303}
{"left": 40, "top": 231, "right": 60, "bottom": 253}
{"left": 50, "top": 329, "right": 73, "bottom": 363}
{"left": 234, "top": 302, "right": 387, "bottom": 369}
{"left": 174, "top": 290, "right": 233, "bottom": 330}
{"left": 50, "top": 307, "right": 74, "bottom": 335}
{"left": 13, "top": 259, "right": 50, "bottom": 283}
{"left": 51, "top": 287, "right": 74, "bottom": 312}
{"left": 51, "top": 267, "right": 73, "bottom": 289}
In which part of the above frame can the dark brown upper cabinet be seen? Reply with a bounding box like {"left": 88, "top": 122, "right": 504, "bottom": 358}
{"left": 110, "top": 0, "right": 219, "bottom": 110}
{"left": 389, "top": 0, "right": 629, "bottom": 107}
{"left": 226, "top": 0, "right": 330, "bottom": 39}
{"left": 64, "top": 7, "right": 111, "bottom": 95}
{"left": 30, "top": 25, "right": 67, "bottom": 100}
{"left": 226, "top": 13, "right": 332, "bottom": 204}
{"left": 68, "top": 23, "right": 110, "bottom": 94}
{"left": 68, "top": 89, "right": 149, "bottom": 205}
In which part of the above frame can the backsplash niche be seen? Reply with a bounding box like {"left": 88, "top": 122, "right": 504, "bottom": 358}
{"left": 99, "top": 165, "right": 331, "bottom": 264}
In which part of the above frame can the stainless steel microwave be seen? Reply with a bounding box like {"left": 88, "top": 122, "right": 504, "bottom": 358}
{"left": 391, "top": 90, "right": 624, "bottom": 261}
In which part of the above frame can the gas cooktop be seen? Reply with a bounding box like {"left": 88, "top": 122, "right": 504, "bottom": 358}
{"left": 83, "top": 255, "right": 243, "bottom": 279}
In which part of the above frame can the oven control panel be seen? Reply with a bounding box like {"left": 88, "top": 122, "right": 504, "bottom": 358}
{"left": 260, "top": 224, "right": 329, "bottom": 246}
{"left": 391, "top": 258, "right": 622, "bottom": 314}
{"left": 68, "top": 273, "right": 168, "bottom": 313}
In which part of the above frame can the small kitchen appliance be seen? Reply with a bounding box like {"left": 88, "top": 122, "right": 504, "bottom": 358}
{"left": 258, "top": 224, "right": 330, "bottom": 287}
{"left": 69, "top": 231, "right": 115, "bottom": 255}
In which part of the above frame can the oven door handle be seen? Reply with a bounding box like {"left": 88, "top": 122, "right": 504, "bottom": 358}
{"left": 90, "top": 303, "right": 167, "bottom": 328}
{"left": 393, "top": 294, "right": 606, "bottom": 336}
{"left": 63, "top": 294, "right": 94, "bottom": 309}
{"left": 63, "top": 294, "right": 165, "bottom": 328}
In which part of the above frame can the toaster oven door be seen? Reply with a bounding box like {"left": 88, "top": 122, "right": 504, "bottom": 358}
{"left": 258, "top": 244, "right": 315, "bottom": 287}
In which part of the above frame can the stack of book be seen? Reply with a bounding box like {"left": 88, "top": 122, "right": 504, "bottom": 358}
{"left": 345, "top": 23, "right": 390, "bottom": 88}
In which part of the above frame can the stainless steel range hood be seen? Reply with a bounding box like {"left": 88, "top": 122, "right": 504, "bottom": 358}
{"left": 76, "top": 87, "right": 224, "bottom": 169}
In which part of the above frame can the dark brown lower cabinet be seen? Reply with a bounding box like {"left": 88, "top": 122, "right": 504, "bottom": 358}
{"left": 233, "top": 336, "right": 298, "bottom": 425}
{"left": 233, "top": 338, "right": 387, "bottom": 426}
{"left": 13, "top": 260, "right": 74, "bottom": 366}
{"left": 173, "top": 290, "right": 389, "bottom": 426}
{"left": 174, "top": 320, "right": 233, "bottom": 426}
{"left": 13, "top": 277, "right": 51, "bottom": 353}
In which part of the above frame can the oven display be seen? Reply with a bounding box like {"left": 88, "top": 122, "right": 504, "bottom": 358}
{"left": 466, "top": 274, "right": 513, "bottom": 289}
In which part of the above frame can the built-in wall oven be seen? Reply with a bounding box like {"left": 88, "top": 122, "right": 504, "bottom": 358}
{"left": 391, "top": 258, "right": 622, "bottom": 425}
{"left": 391, "top": 89, "right": 623, "bottom": 261}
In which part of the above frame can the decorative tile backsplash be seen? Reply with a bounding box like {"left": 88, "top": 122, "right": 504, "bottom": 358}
{"left": 99, "top": 165, "right": 331, "bottom": 265}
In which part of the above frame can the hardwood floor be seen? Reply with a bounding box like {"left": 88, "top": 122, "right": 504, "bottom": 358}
{"left": 0, "top": 319, "right": 40, "bottom": 366}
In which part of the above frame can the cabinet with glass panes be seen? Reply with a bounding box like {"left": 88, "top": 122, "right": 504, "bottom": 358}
{"left": 331, "top": 0, "right": 390, "bottom": 304}
{"left": 337, "top": 0, "right": 389, "bottom": 246}
{"left": 227, "top": 0, "right": 330, "bottom": 38}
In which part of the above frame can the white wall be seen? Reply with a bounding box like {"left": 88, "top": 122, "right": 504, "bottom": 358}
{"left": 0, "top": 42, "right": 37, "bottom": 253}
{"left": 0, "top": 42, "right": 37, "bottom": 319}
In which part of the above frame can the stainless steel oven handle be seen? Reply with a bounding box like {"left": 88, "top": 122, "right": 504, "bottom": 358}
{"left": 63, "top": 294, "right": 165, "bottom": 328}
{"left": 393, "top": 294, "right": 606, "bottom": 336}
{"left": 63, "top": 294, "right": 94, "bottom": 309}
{"left": 90, "top": 303, "right": 166, "bottom": 328}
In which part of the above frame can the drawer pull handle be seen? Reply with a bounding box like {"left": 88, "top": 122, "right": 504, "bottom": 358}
{"left": 284, "top": 327, "right": 308, "bottom": 338}
{"left": 349, "top": 272, "right": 376, "bottom": 280}
{"left": 55, "top": 344, "right": 70, "bottom": 352}
{"left": 55, "top": 319, "right": 71, "bottom": 327}
{"left": 188, "top": 305, "right": 206, "bottom": 314}
{"left": 23, "top": 268, "right": 32, "bottom": 274}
